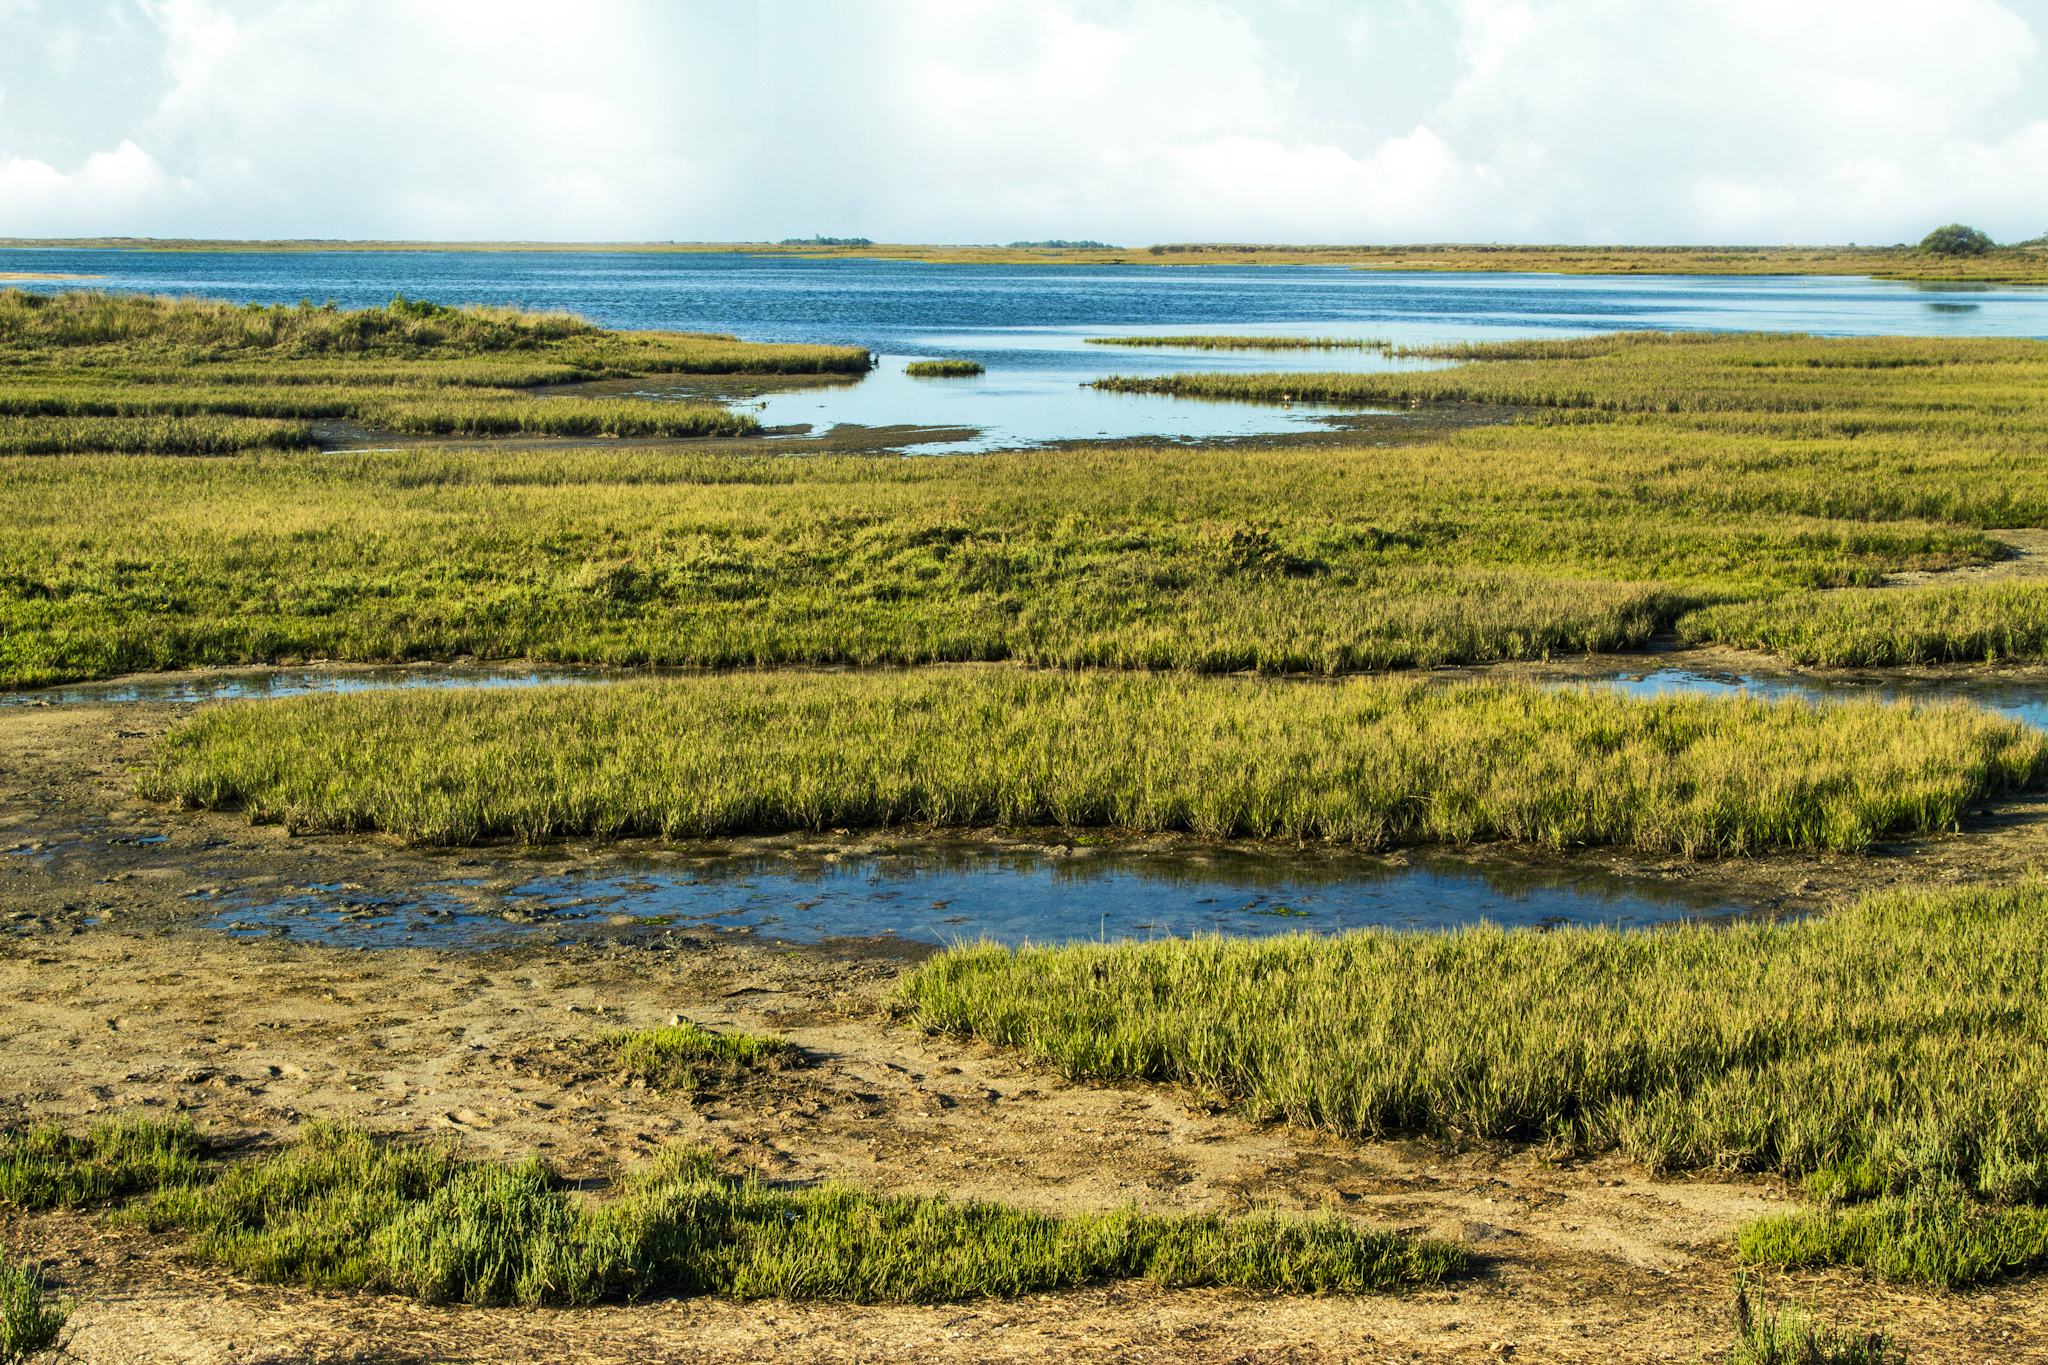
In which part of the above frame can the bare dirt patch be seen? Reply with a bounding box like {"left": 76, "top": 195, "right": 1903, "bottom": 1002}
{"left": 1883, "top": 527, "right": 2048, "bottom": 588}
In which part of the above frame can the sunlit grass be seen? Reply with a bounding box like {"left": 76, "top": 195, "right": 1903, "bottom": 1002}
{"left": 606, "top": 1022, "right": 800, "bottom": 1090}
{"left": 0, "top": 290, "right": 863, "bottom": 456}
{"left": 900, "top": 880, "right": 2048, "bottom": 1286}
{"left": 0, "top": 1121, "right": 1464, "bottom": 1306}
{"left": 7, "top": 326, "right": 2048, "bottom": 677}
{"left": 903, "top": 358, "right": 984, "bottom": 377}
{"left": 140, "top": 672, "right": 2044, "bottom": 852}
{"left": 1728, "top": 1278, "right": 1899, "bottom": 1365}
{"left": 0, "top": 1249, "right": 65, "bottom": 1365}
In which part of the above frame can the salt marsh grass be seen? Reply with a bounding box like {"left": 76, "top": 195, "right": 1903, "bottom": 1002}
{"left": 0, "top": 1119, "right": 208, "bottom": 1209}
{"left": 903, "top": 359, "right": 984, "bottom": 377}
{"left": 1728, "top": 1279, "right": 1898, "bottom": 1365}
{"left": 606, "top": 1023, "right": 799, "bottom": 1090}
{"left": 1, "top": 1122, "right": 1462, "bottom": 1305}
{"left": 900, "top": 880, "right": 2048, "bottom": 1285}
{"left": 5, "top": 327, "right": 2048, "bottom": 678}
{"left": 1684, "top": 582, "right": 2048, "bottom": 665}
{"left": 141, "top": 672, "right": 2043, "bottom": 852}
{"left": 0, "top": 1250, "right": 65, "bottom": 1365}
{"left": 0, "top": 291, "right": 864, "bottom": 456}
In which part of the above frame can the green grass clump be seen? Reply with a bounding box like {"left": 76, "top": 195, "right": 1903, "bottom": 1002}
{"left": 0, "top": 1119, "right": 208, "bottom": 1209}
{"left": 139, "top": 672, "right": 2043, "bottom": 852}
{"left": 900, "top": 880, "right": 2048, "bottom": 1286}
{"left": 125, "top": 1123, "right": 1461, "bottom": 1305}
{"left": 1741, "top": 1193, "right": 2048, "bottom": 1288}
{"left": 1086, "top": 335, "right": 1392, "bottom": 351}
{"left": 607, "top": 1023, "right": 799, "bottom": 1090}
{"left": 1728, "top": 1278, "right": 1898, "bottom": 1364}
{"left": 903, "top": 358, "right": 984, "bottom": 377}
{"left": 0, "top": 1250, "right": 65, "bottom": 1365}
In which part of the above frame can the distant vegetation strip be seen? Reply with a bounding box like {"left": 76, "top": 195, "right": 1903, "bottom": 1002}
{"left": 0, "top": 290, "right": 866, "bottom": 454}
{"left": 10, "top": 238, "right": 2048, "bottom": 282}
{"left": 141, "top": 673, "right": 2044, "bottom": 853}
{"left": 1087, "top": 335, "right": 1393, "bottom": 351}
{"left": 0, "top": 1121, "right": 1464, "bottom": 1304}
{"left": 901, "top": 879, "right": 2048, "bottom": 1287}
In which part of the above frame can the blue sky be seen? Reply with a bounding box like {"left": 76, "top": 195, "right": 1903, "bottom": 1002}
{"left": 3, "top": 0, "right": 2047, "bottom": 244}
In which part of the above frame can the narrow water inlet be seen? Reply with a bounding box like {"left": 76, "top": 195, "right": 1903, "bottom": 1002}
{"left": 199, "top": 843, "right": 1745, "bottom": 952}
{"left": 14, "top": 657, "right": 2036, "bottom": 952}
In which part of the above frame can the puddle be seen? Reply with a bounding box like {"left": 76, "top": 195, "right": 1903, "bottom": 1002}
{"left": 0, "top": 664, "right": 616, "bottom": 709}
{"left": 707, "top": 348, "right": 1416, "bottom": 454}
{"left": 201, "top": 844, "right": 1743, "bottom": 952}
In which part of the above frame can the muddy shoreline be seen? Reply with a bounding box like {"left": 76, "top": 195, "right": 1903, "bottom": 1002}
{"left": 8, "top": 657, "right": 2048, "bottom": 1359}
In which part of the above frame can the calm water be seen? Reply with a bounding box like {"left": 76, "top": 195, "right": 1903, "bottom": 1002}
{"left": 1580, "top": 666, "right": 2048, "bottom": 732}
{"left": 0, "top": 664, "right": 609, "bottom": 709}
{"left": 7, "top": 247, "right": 2047, "bottom": 450}
{"left": 200, "top": 844, "right": 1740, "bottom": 951}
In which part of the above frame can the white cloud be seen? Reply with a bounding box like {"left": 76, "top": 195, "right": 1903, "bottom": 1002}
{"left": 0, "top": 139, "right": 177, "bottom": 233}
{"left": 0, "top": 0, "right": 2044, "bottom": 242}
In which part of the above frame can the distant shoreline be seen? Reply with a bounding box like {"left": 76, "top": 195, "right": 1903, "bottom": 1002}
{"left": 0, "top": 271, "right": 102, "bottom": 281}
{"left": 3, "top": 240, "right": 2044, "bottom": 285}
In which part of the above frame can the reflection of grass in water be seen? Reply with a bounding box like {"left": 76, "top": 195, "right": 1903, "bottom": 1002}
{"left": 1, "top": 1121, "right": 1466, "bottom": 1305}
{"left": 902, "top": 879, "right": 2048, "bottom": 1288}
{"left": 1250, "top": 905, "right": 1312, "bottom": 918}
{"left": 144, "top": 671, "right": 2044, "bottom": 855}
{"left": 1087, "top": 335, "right": 1391, "bottom": 351}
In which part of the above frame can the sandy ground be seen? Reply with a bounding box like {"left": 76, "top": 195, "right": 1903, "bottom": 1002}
{"left": 1882, "top": 527, "right": 2048, "bottom": 588}
{"left": 6, "top": 672, "right": 2048, "bottom": 1362}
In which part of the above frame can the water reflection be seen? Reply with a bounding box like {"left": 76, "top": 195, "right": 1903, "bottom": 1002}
{"left": 202, "top": 843, "right": 1740, "bottom": 951}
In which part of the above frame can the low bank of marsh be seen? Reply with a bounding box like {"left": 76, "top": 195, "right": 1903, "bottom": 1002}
{"left": 0, "top": 1122, "right": 1462, "bottom": 1305}
{"left": 0, "top": 291, "right": 863, "bottom": 455}
{"left": 903, "top": 358, "right": 983, "bottom": 377}
{"left": 901, "top": 879, "right": 2048, "bottom": 1287}
{"left": 141, "top": 671, "right": 2044, "bottom": 852}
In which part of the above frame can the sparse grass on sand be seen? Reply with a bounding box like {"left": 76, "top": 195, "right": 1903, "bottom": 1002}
{"left": 0, "top": 1247, "right": 66, "bottom": 1365}
{"left": 140, "top": 672, "right": 2044, "bottom": 853}
{"left": 899, "top": 880, "right": 2048, "bottom": 1287}
{"left": 903, "top": 358, "right": 983, "bottom": 377}
{"left": 0, "top": 1121, "right": 1464, "bottom": 1306}
{"left": 10, "top": 329, "right": 2048, "bottom": 684}
{"left": 1727, "top": 1277, "right": 1898, "bottom": 1365}
{"left": 606, "top": 1023, "right": 800, "bottom": 1090}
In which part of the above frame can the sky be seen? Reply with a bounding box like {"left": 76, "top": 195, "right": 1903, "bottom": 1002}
{"left": 2, "top": 0, "right": 2047, "bottom": 245}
